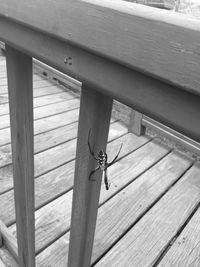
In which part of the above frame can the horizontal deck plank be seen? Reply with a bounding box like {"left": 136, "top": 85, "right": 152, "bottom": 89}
{"left": 36, "top": 149, "right": 192, "bottom": 266}
{"left": 94, "top": 163, "right": 200, "bottom": 267}
{"left": 158, "top": 164, "right": 200, "bottom": 267}
{"left": 0, "top": 85, "right": 67, "bottom": 105}
{"left": 9, "top": 138, "right": 170, "bottom": 255}
{"left": 0, "top": 122, "right": 129, "bottom": 225}
{"left": 0, "top": 92, "right": 76, "bottom": 116}
{"left": 0, "top": 79, "right": 57, "bottom": 94}
{"left": 0, "top": 108, "right": 79, "bottom": 147}
{"left": 0, "top": 98, "right": 79, "bottom": 129}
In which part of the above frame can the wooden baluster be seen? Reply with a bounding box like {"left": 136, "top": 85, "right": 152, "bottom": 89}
{"left": 129, "top": 110, "right": 145, "bottom": 136}
{"left": 6, "top": 45, "right": 35, "bottom": 267}
{"left": 68, "top": 85, "right": 113, "bottom": 267}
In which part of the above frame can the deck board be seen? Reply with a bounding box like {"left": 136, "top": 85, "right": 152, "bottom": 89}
{"left": 0, "top": 56, "right": 199, "bottom": 266}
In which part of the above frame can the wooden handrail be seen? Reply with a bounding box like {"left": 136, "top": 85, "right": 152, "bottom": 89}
{"left": 0, "top": 1, "right": 200, "bottom": 266}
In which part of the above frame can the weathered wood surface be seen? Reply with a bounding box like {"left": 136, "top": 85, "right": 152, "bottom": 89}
{"left": 1, "top": 0, "right": 200, "bottom": 95}
{"left": 1, "top": 3, "right": 200, "bottom": 142}
{"left": 35, "top": 150, "right": 193, "bottom": 267}
{"left": 94, "top": 162, "right": 200, "bottom": 267}
{"left": 0, "top": 79, "right": 57, "bottom": 94}
{"left": 0, "top": 99, "right": 79, "bottom": 129}
{"left": 6, "top": 46, "right": 35, "bottom": 267}
{"left": 8, "top": 138, "right": 169, "bottom": 256}
{"left": 0, "top": 246, "right": 18, "bottom": 267}
{"left": 0, "top": 122, "right": 128, "bottom": 225}
{"left": 0, "top": 85, "right": 66, "bottom": 105}
{"left": 0, "top": 108, "right": 79, "bottom": 147}
{"left": 158, "top": 164, "right": 200, "bottom": 267}
{"left": 0, "top": 92, "right": 76, "bottom": 116}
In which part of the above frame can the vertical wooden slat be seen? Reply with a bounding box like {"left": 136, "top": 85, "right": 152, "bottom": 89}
{"left": 6, "top": 45, "right": 35, "bottom": 267}
{"left": 67, "top": 85, "right": 113, "bottom": 267}
{"left": 129, "top": 110, "right": 145, "bottom": 136}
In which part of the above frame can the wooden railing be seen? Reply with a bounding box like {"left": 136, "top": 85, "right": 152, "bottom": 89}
{"left": 0, "top": 0, "right": 200, "bottom": 266}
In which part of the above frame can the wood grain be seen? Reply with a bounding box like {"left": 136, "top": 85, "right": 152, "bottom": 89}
{"left": 6, "top": 45, "right": 35, "bottom": 267}
{"left": 0, "top": 108, "right": 79, "bottom": 147}
{"left": 0, "top": 99, "right": 79, "bottom": 130}
{"left": 67, "top": 86, "right": 113, "bottom": 267}
{"left": 158, "top": 164, "right": 200, "bottom": 267}
{"left": 35, "top": 149, "right": 191, "bottom": 267}
{"left": 129, "top": 110, "right": 144, "bottom": 136}
{"left": 0, "top": 122, "right": 128, "bottom": 225}
{"left": 0, "top": 0, "right": 200, "bottom": 94}
{"left": 12, "top": 137, "right": 169, "bottom": 256}
{"left": 0, "top": 92, "right": 75, "bottom": 116}
{"left": 94, "top": 162, "right": 200, "bottom": 267}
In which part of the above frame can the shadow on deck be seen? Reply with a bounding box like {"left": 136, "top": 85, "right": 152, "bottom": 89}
{"left": 0, "top": 54, "right": 200, "bottom": 267}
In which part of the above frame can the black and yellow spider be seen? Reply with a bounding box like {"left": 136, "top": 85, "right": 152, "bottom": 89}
{"left": 88, "top": 129, "right": 122, "bottom": 190}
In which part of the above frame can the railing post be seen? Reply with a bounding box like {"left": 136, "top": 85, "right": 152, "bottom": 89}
{"left": 6, "top": 45, "right": 35, "bottom": 267}
{"left": 129, "top": 110, "right": 145, "bottom": 136}
{"left": 67, "top": 85, "right": 113, "bottom": 267}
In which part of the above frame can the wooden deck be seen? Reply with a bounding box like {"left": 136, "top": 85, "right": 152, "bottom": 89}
{"left": 0, "top": 54, "right": 200, "bottom": 267}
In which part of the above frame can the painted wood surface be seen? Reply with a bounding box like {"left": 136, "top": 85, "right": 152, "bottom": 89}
{"left": 0, "top": 0, "right": 200, "bottom": 94}
{"left": 6, "top": 46, "right": 35, "bottom": 267}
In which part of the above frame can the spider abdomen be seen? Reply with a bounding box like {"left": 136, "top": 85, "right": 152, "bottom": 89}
{"left": 97, "top": 150, "right": 107, "bottom": 169}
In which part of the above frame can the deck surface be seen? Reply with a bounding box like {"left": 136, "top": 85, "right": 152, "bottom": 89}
{"left": 0, "top": 54, "right": 200, "bottom": 266}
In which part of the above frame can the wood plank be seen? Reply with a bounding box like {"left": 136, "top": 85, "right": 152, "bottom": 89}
{"left": 2, "top": 17, "right": 200, "bottom": 143}
{"left": 0, "top": 246, "right": 18, "bottom": 267}
{"left": 0, "top": 120, "right": 125, "bottom": 200}
{"left": 0, "top": 220, "right": 17, "bottom": 262}
{"left": 0, "top": 74, "right": 43, "bottom": 86}
{"left": 0, "top": 0, "right": 200, "bottom": 94}
{"left": 0, "top": 108, "right": 79, "bottom": 147}
{"left": 0, "top": 130, "right": 145, "bottom": 227}
{"left": 129, "top": 110, "right": 144, "bottom": 136}
{"left": 0, "top": 92, "right": 75, "bottom": 116}
{"left": 0, "top": 79, "right": 57, "bottom": 94}
{"left": 0, "top": 119, "right": 124, "bottom": 168}
{"left": 94, "top": 163, "right": 200, "bottom": 267}
{"left": 0, "top": 85, "right": 65, "bottom": 104}
{"left": 10, "top": 138, "right": 169, "bottom": 257}
{"left": 35, "top": 145, "right": 189, "bottom": 266}
{"left": 157, "top": 164, "right": 200, "bottom": 267}
{"left": 0, "top": 99, "right": 79, "bottom": 129}
{"left": 1, "top": 13, "right": 200, "bottom": 143}
{"left": 6, "top": 45, "right": 35, "bottom": 267}
{"left": 68, "top": 86, "right": 113, "bottom": 267}
{"left": 0, "top": 122, "right": 128, "bottom": 225}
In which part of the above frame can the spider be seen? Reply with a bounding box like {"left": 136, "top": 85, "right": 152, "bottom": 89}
{"left": 88, "top": 129, "right": 123, "bottom": 190}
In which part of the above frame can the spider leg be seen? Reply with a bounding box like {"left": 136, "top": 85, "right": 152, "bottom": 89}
{"left": 88, "top": 128, "right": 98, "bottom": 160}
{"left": 104, "top": 169, "right": 110, "bottom": 190}
{"left": 89, "top": 166, "right": 100, "bottom": 181}
{"left": 107, "top": 143, "right": 123, "bottom": 167}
